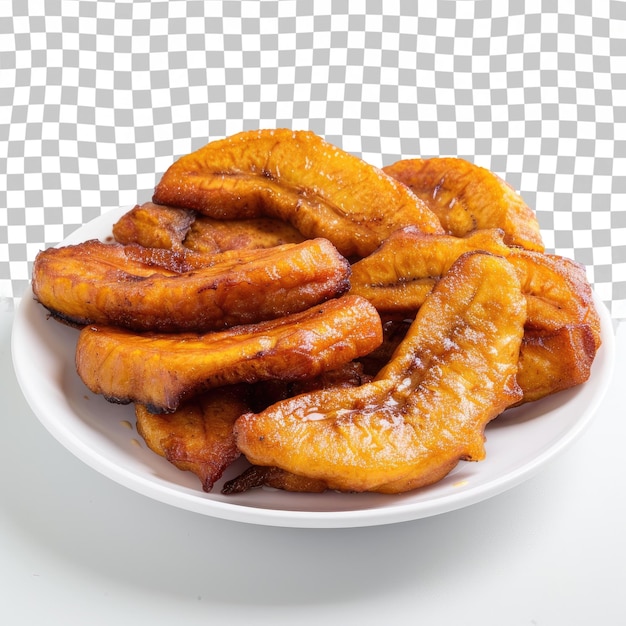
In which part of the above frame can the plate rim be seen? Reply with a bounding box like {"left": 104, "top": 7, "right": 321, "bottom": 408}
{"left": 11, "top": 207, "right": 617, "bottom": 528}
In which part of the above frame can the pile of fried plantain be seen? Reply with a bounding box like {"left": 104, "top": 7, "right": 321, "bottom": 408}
{"left": 31, "top": 129, "right": 602, "bottom": 495}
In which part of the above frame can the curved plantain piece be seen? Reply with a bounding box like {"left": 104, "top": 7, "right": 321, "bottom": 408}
{"left": 508, "top": 249, "right": 601, "bottom": 403}
{"left": 113, "top": 202, "right": 306, "bottom": 254}
{"left": 507, "top": 250, "right": 601, "bottom": 348}
{"left": 349, "top": 227, "right": 510, "bottom": 316}
{"left": 153, "top": 128, "right": 444, "bottom": 258}
{"left": 383, "top": 157, "right": 544, "bottom": 252}
{"left": 516, "top": 325, "right": 599, "bottom": 404}
{"left": 112, "top": 203, "right": 197, "bottom": 251}
{"left": 234, "top": 252, "right": 526, "bottom": 494}
{"left": 223, "top": 362, "right": 372, "bottom": 495}
{"left": 32, "top": 237, "right": 351, "bottom": 332}
{"left": 135, "top": 385, "right": 250, "bottom": 492}
{"left": 349, "top": 226, "right": 600, "bottom": 343}
{"left": 75, "top": 294, "right": 383, "bottom": 414}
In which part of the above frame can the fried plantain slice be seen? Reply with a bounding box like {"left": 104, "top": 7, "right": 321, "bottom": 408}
{"left": 226, "top": 365, "right": 374, "bottom": 495}
{"left": 113, "top": 202, "right": 306, "bottom": 253}
{"left": 152, "top": 128, "right": 443, "bottom": 258}
{"left": 32, "top": 237, "right": 351, "bottom": 332}
{"left": 516, "top": 325, "right": 598, "bottom": 404}
{"left": 75, "top": 294, "right": 383, "bottom": 414}
{"left": 507, "top": 250, "right": 601, "bottom": 402}
{"left": 349, "top": 227, "right": 600, "bottom": 339}
{"left": 507, "top": 250, "right": 601, "bottom": 348}
{"left": 349, "top": 227, "right": 510, "bottom": 316}
{"left": 224, "top": 362, "right": 372, "bottom": 494}
{"left": 383, "top": 157, "right": 544, "bottom": 252}
{"left": 112, "top": 203, "right": 197, "bottom": 251}
{"left": 135, "top": 385, "right": 250, "bottom": 492}
{"left": 185, "top": 215, "right": 306, "bottom": 253}
{"left": 114, "top": 248, "right": 595, "bottom": 491}
{"left": 234, "top": 252, "right": 526, "bottom": 494}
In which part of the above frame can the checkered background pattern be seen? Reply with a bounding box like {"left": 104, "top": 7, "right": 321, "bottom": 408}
{"left": 1, "top": 0, "right": 625, "bottom": 317}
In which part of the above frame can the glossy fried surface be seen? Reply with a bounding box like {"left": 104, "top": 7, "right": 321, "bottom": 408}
{"left": 224, "top": 362, "right": 372, "bottom": 494}
{"left": 135, "top": 385, "right": 250, "bottom": 492}
{"left": 32, "top": 237, "right": 351, "bottom": 332}
{"left": 350, "top": 226, "right": 601, "bottom": 402}
{"left": 113, "top": 202, "right": 306, "bottom": 253}
{"left": 517, "top": 325, "right": 598, "bottom": 404}
{"left": 153, "top": 128, "right": 444, "bottom": 257}
{"left": 383, "top": 157, "right": 544, "bottom": 252}
{"left": 508, "top": 250, "right": 601, "bottom": 402}
{"left": 508, "top": 250, "right": 601, "bottom": 347}
{"left": 349, "top": 227, "right": 510, "bottom": 315}
{"left": 234, "top": 252, "right": 526, "bottom": 494}
{"left": 75, "top": 295, "right": 383, "bottom": 413}
{"left": 112, "top": 203, "right": 196, "bottom": 251}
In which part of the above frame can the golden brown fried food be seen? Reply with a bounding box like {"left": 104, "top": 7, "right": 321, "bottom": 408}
{"left": 517, "top": 325, "right": 599, "bottom": 404}
{"left": 139, "top": 362, "right": 372, "bottom": 494}
{"left": 224, "top": 362, "right": 373, "bottom": 494}
{"left": 234, "top": 252, "right": 526, "bottom": 494}
{"left": 32, "top": 237, "right": 351, "bottom": 332}
{"left": 383, "top": 157, "right": 544, "bottom": 252}
{"left": 153, "top": 128, "right": 444, "bottom": 258}
{"left": 508, "top": 250, "right": 601, "bottom": 347}
{"left": 507, "top": 250, "right": 601, "bottom": 402}
{"left": 349, "top": 227, "right": 510, "bottom": 315}
{"left": 113, "top": 202, "right": 306, "bottom": 253}
{"left": 186, "top": 215, "right": 306, "bottom": 253}
{"left": 112, "top": 203, "right": 197, "bottom": 251}
{"left": 75, "top": 294, "right": 383, "bottom": 414}
{"left": 350, "top": 225, "right": 601, "bottom": 402}
{"left": 136, "top": 385, "right": 250, "bottom": 492}
{"left": 27, "top": 125, "right": 604, "bottom": 500}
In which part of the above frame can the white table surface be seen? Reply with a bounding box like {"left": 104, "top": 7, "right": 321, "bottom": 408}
{"left": 1, "top": 308, "right": 624, "bottom": 626}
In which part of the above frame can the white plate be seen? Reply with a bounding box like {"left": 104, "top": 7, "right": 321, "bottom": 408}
{"left": 11, "top": 207, "right": 616, "bottom": 528}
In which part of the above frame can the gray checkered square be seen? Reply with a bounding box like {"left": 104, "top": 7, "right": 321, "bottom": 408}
{"left": 1, "top": 0, "right": 625, "bottom": 318}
